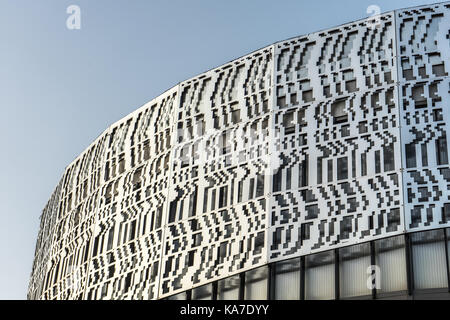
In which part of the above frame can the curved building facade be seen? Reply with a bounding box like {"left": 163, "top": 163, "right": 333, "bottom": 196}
{"left": 29, "top": 2, "right": 450, "bottom": 300}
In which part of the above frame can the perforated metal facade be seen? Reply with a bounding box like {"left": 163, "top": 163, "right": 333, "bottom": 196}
{"left": 28, "top": 2, "right": 450, "bottom": 300}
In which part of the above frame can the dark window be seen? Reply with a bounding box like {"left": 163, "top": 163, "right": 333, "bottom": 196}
{"left": 254, "top": 232, "right": 265, "bottom": 252}
{"left": 299, "top": 156, "right": 308, "bottom": 187}
{"left": 442, "top": 203, "right": 450, "bottom": 223}
{"left": 107, "top": 228, "right": 114, "bottom": 251}
{"left": 340, "top": 216, "right": 353, "bottom": 240}
{"left": 150, "top": 262, "right": 159, "bottom": 282}
{"left": 210, "top": 189, "right": 216, "bottom": 211}
{"left": 432, "top": 63, "right": 446, "bottom": 77}
{"left": 406, "top": 144, "right": 417, "bottom": 168}
{"left": 188, "top": 187, "right": 198, "bottom": 217}
{"left": 436, "top": 136, "right": 448, "bottom": 165}
{"left": 317, "top": 157, "right": 322, "bottom": 184}
{"left": 169, "top": 201, "right": 177, "bottom": 223}
{"left": 231, "top": 109, "right": 241, "bottom": 124}
{"left": 375, "top": 151, "right": 381, "bottom": 174}
{"left": 274, "top": 228, "right": 282, "bottom": 246}
{"left": 187, "top": 250, "right": 195, "bottom": 267}
{"left": 411, "top": 206, "right": 423, "bottom": 226}
{"left": 124, "top": 273, "right": 132, "bottom": 292}
{"left": 302, "top": 90, "right": 313, "bottom": 103}
{"left": 331, "top": 100, "right": 347, "bottom": 124}
{"left": 286, "top": 167, "right": 292, "bottom": 190}
{"left": 358, "top": 121, "right": 368, "bottom": 134}
{"left": 290, "top": 93, "right": 298, "bottom": 105}
{"left": 421, "top": 144, "right": 428, "bottom": 167}
{"left": 383, "top": 144, "right": 395, "bottom": 172}
{"left": 306, "top": 205, "right": 319, "bottom": 220}
{"left": 238, "top": 181, "right": 243, "bottom": 202}
{"left": 277, "top": 96, "right": 286, "bottom": 108}
{"left": 361, "top": 153, "right": 367, "bottom": 176}
{"left": 433, "top": 109, "right": 443, "bottom": 122}
{"left": 348, "top": 198, "right": 357, "bottom": 213}
{"left": 346, "top": 80, "right": 357, "bottom": 92}
{"left": 327, "top": 159, "right": 333, "bottom": 182}
{"left": 301, "top": 223, "right": 312, "bottom": 243}
{"left": 412, "top": 85, "right": 426, "bottom": 108}
{"left": 220, "top": 132, "right": 230, "bottom": 155}
{"left": 256, "top": 175, "right": 264, "bottom": 198}
{"left": 218, "top": 242, "right": 227, "bottom": 263}
{"left": 218, "top": 186, "right": 227, "bottom": 209}
{"left": 248, "top": 178, "right": 255, "bottom": 200}
{"left": 341, "top": 125, "right": 350, "bottom": 137}
{"left": 283, "top": 111, "right": 295, "bottom": 135}
{"left": 351, "top": 150, "right": 356, "bottom": 178}
{"left": 418, "top": 187, "right": 429, "bottom": 202}
{"left": 180, "top": 146, "right": 190, "bottom": 168}
{"left": 337, "top": 157, "right": 348, "bottom": 180}
{"left": 387, "top": 208, "right": 401, "bottom": 232}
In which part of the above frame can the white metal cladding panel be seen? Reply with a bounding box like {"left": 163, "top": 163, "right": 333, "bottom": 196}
{"left": 83, "top": 87, "right": 178, "bottom": 300}
{"left": 396, "top": 3, "right": 450, "bottom": 233}
{"left": 268, "top": 11, "right": 405, "bottom": 263}
{"left": 28, "top": 86, "right": 179, "bottom": 300}
{"left": 158, "top": 47, "right": 274, "bottom": 298}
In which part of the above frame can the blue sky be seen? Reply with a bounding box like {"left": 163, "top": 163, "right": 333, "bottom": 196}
{"left": 0, "top": 0, "right": 441, "bottom": 299}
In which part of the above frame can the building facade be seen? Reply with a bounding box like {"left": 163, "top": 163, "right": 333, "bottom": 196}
{"left": 29, "top": 2, "right": 450, "bottom": 300}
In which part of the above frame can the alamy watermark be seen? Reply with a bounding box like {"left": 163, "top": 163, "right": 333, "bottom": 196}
{"left": 367, "top": 265, "right": 381, "bottom": 290}
{"left": 172, "top": 125, "right": 282, "bottom": 178}
{"left": 66, "top": 5, "right": 81, "bottom": 30}
{"left": 367, "top": 5, "right": 382, "bottom": 29}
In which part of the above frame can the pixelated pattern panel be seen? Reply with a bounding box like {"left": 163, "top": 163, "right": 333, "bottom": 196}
{"left": 397, "top": 3, "right": 450, "bottom": 232}
{"left": 29, "top": 87, "right": 178, "bottom": 300}
{"left": 29, "top": 2, "right": 450, "bottom": 300}
{"left": 159, "top": 48, "right": 273, "bottom": 297}
{"left": 268, "top": 12, "right": 406, "bottom": 262}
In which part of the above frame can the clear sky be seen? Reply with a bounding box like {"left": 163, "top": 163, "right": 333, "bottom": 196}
{"left": 0, "top": 0, "right": 442, "bottom": 300}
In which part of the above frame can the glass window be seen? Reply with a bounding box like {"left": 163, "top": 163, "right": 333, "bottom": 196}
{"left": 412, "top": 85, "right": 426, "bottom": 108}
{"left": 305, "top": 205, "right": 319, "bottom": 220}
{"left": 447, "top": 229, "right": 450, "bottom": 272}
{"left": 327, "top": 160, "right": 333, "bottom": 182}
{"left": 192, "top": 283, "right": 212, "bottom": 300}
{"left": 442, "top": 204, "right": 450, "bottom": 223}
{"left": 433, "top": 109, "right": 443, "bottom": 122}
{"left": 218, "top": 186, "right": 227, "bottom": 209}
{"left": 436, "top": 136, "right": 448, "bottom": 165}
{"left": 217, "top": 275, "right": 240, "bottom": 300}
{"left": 256, "top": 175, "right": 264, "bottom": 198}
{"left": 231, "top": 109, "right": 241, "bottom": 124}
{"left": 406, "top": 144, "right": 416, "bottom": 168}
{"left": 375, "top": 236, "right": 407, "bottom": 294}
{"left": 317, "top": 157, "right": 322, "bottom": 184}
{"left": 305, "top": 251, "right": 335, "bottom": 300}
{"left": 274, "top": 258, "right": 301, "bottom": 300}
{"left": 339, "top": 243, "right": 372, "bottom": 298}
{"left": 340, "top": 216, "right": 352, "bottom": 240}
{"left": 411, "top": 229, "right": 448, "bottom": 289}
{"left": 383, "top": 144, "right": 395, "bottom": 172}
{"left": 332, "top": 100, "right": 347, "bottom": 124}
{"left": 167, "top": 291, "right": 188, "bottom": 300}
{"left": 361, "top": 153, "right": 367, "bottom": 176}
{"left": 337, "top": 157, "right": 348, "bottom": 180}
{"left": 421, "top": 144, "right": 428, "bottom": 167}
{"left": 298, "top": 157, "right": 308, "bottom": 188}
{"left": 375, "top": 150, "right": 381, "bottom": 174}
{"left": 283, "top": 111, "right": 295, "bottom": 135}
{"left": 245, "top": 266, "right": 268, "bottom": 300}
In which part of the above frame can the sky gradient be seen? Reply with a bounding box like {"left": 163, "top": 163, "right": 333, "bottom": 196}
{"left": 0, "top": 0, "right": 441, "bottom": 299}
